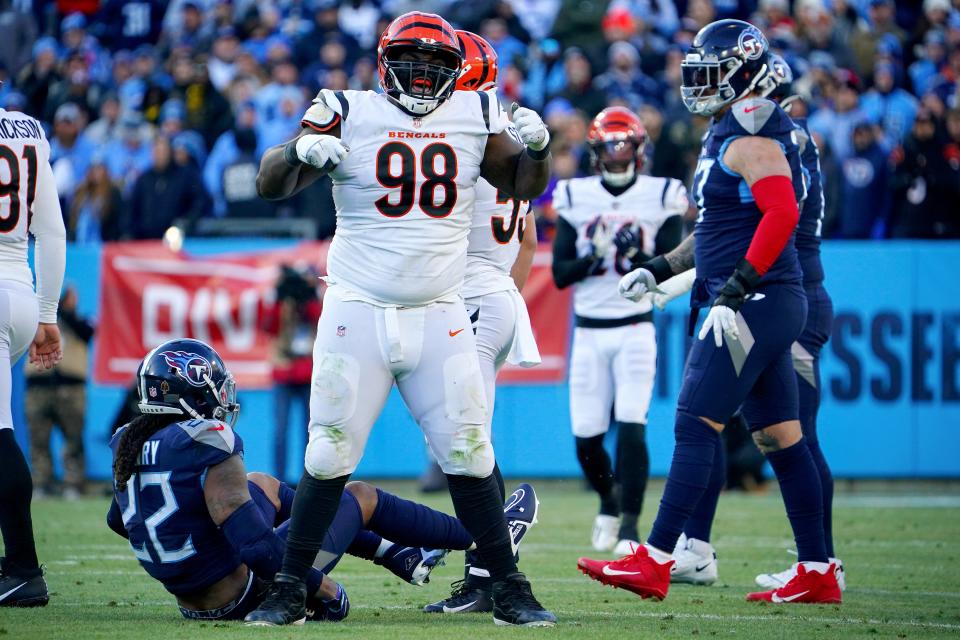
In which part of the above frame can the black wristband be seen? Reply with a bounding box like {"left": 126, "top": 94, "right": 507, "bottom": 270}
{"left": 525, "top": 140, "right": 550, "bottom": 161}
{"left": 642, "top": 255, "right": 673, "bottom": 284}
{"left": 732, "top": 257, "right": 762, "bottom": 292}
{"left": 714, "top": 258, "right": 762, "bottom": 312}
{"left": 283, "top": 139, "right": 302, "bottom": 167}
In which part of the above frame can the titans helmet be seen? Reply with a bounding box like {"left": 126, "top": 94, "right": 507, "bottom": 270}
{"left": 137, "top": 338, "right": 239, "bottom": 426}
{"left": 758, "top": 52, "right": 795, "bottom": 105}
{"left": 681, "top": 19, "right": 770, "bottom": 116}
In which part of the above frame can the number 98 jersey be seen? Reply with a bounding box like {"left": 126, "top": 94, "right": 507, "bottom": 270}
{"left": 318, "top": 88, "right": 511, "bottom": 305}
{"left": 109, "top": 419, "right": 244, "bottom": 596}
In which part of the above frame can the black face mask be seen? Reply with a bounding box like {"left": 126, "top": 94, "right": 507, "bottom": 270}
{"left": 234, "top": 127, "right": 257, "bottom": 153}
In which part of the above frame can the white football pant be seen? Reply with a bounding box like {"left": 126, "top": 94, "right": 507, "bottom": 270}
{"left": 0, "top": 281, "right": 39, "bottom": 431}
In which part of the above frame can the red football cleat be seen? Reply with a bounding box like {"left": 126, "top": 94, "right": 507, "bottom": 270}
{"left": 577, "top": 545, "right": 674, "bottom": 600}
{"left": 746, "top": 562, "right": 842, "bottom": 604}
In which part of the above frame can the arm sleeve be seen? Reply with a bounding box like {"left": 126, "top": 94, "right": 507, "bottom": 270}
{"left": 29, "top": 144, "right": 66, "bottom": 324}
{"left": 744, "top": 175, "right": 801, "bottom": 276}
{"left": 551, "top": 216, "right": 596, "bottom": 289}
{"left": 654, "top": 214, "right": 685, "bottom": 255}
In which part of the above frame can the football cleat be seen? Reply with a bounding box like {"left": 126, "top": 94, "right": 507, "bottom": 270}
{"left": 578, "top": 544, "right": 674, "bottom": 600}
{"left": 613, "top": 539, "right": 641, "bottom": 556}
{"left": 378, "top": 545, "right": 448, "bottom": 586}
{"left": 591, "top": 514, "right": 619, "bottom": 552}
{"left": 244, "top": 573, "right": 307, "bottom": 626}
{"left": 492, "top": 572, "right": 557, "bottom": 627}
{"left": 746, "top": 562, "right": 842, "bottom": 604}
{"left": 423, "top": 579, "right": 493, "bottom": 614}
{"left": 755, "top": 556, "right": 846, "bottom": 592}
{"left": 0, "top": 559, "right": 48, "bottom": 607}
{"left": 671, "top": 536, "right": 718, "bottom": 585}
{"left": 504, "top": 483, "right": 539, "bottom": 557}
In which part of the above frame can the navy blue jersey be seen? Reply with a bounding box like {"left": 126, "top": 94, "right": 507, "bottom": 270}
{"left": 690, "top": 97, "right": 804, "bottom": 301}
{"left": 793, "top": 117, "right": 825, "bottom": 284}
{"left": 110, "top": 419, "right": 244, "bottom": 596}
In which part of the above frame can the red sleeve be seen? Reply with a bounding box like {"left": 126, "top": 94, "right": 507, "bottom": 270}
{"left": 744, "top": 175, "right": 800, "bottom": 276}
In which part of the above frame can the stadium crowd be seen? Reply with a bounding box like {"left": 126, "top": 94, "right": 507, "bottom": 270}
{"left": 3, "top": 0, "right": 959, "bottom": 242}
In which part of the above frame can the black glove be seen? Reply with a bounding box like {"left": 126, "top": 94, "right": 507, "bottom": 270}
{"left": 714, "top": 258, "right": 762, "bottom": 312}
{"left": 613, "top": 226, "right": 643, "bottom": 261}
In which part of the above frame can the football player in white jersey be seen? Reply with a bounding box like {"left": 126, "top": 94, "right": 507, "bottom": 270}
{"left": 551, "top": 107, "right": 687, "bottom": 555}
{"left": 0, "top": 105, "right": 66, "bottom": 608}
{"left": 423, "top": 30, "right": 541, "bottom": 616}
{"left": 245, "top": 12, "right": 556, "bottom": 627}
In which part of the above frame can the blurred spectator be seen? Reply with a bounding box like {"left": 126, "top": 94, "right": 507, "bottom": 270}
{"left": 554, "top": 48, "right": 607, "bottom": 117}
{"left": 595, "top": 40, "right": 664, "bottom": 110}
{"left": 809, "top": 69, "right": 867, "bottom": 161}
{"left": 84, "top": 93, "right": 121, "bottom": 145}
{"left": 26, "top": 287, "right": 93, "bottom": 499}
{"left": 890, "top": 108, "right": 960, "bottom": 238}
{"left": 44, "top": 49, "right": 102, "bottom": 122}
{"left": 205, "top": 102, "right": 265, "bottom": 217}
{"left": 16, "top": 37, "right": 61, "bottom": 117}
{"left": 159, "top": 98, "right": 186, "bottom": 137}
{"left": 157, "top": 0, "right": 212, "bottom": 57}
{"left": 860, "top": 61, "right": 919, "bottom": 149}
{"left": 49, "top": 102, "right": 96, "bottom": 205}
{"left": 837, "top": 121, "right": 890, "bottom": 239}
{"left": 265, "top": 265, "right": 321, "bottom": 483}
{"left": 850, "top": 0, "right": 906, "bottom": 79}
{"left": 524, "top": 38, "right": 566, "bottom": 109}
{"left": 551, "top": 0, "right": 610, "bottom": 57}
{"left": 102, "top": 112, "right": 153, "bottom": 191}
{"left": 171, "top": 130, "right": 207, "bottom": 169}
{"left": 95, "top": 0, "right": 166, "bottom": 52}
{"left": 481, "top": 17, "right": 526, "bottom": 68}
{"left": 69, "top": 155, "right": 124, "bottom": 243}
{"left": 128, "top": 135, "right": 210, "bottom": 239}
{"left": 339, "top": 0, "right": 381, "bottom": 50}
{"left": 208, "top": 27, "right": 240, "bottom": 91}
{"left": 910, "top": 29, "right": 948, "bottom": 96}
{"left": 506, "top": 0, "right": 561, "bottom": 41}
{"left": 168, "top": 54, "right": 233, "bottom": 148}
{"left": 0, "top": 1, "right": 37, "bottom": 75}
{"left": 610, "top": 0, "right": 679, "bottom": 38}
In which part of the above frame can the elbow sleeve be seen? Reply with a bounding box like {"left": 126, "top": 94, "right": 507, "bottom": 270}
{"left": 221, "top": 499, "right": 286, "bottom": 578}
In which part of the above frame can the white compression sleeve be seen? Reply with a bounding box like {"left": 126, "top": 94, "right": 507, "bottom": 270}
{"left": 29, "top": 149, "right": 66, "bottom": 324}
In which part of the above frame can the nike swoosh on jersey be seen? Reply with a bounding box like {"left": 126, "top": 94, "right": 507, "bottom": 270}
{"left": 602, "top": 565, "right": 644, "bottom": 577}
{"left": 443, "top": 600, "right": 480, "bottom": 613}
{"left": 448, "top": 328, "right": 465, "bottom": 337}
{"left": 0, "top": 582, "right": 27, "bottom": 601}
{"left": 744, "top": 105, "right": 763, "bottom": 113}
{"left": 207, "top": 426, "right": 225, "bottom": 431}
{"left": 771, "top": 589, "right": 809, "bottom": 603}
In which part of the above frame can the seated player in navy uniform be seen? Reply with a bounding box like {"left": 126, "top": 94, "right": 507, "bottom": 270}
{"left": 106, "top": 338, "right": 539, "bottom": 622}
{"left": 578, "top": 20, "right": 840, "bottom": 605}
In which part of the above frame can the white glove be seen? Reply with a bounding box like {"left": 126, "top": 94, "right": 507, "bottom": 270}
{"left": 511, "top": 103, "right": 550, "bottom": 151}
{"left": 619, "top": 268, "right": 662, "bottom": 302}
{"left": 295, "top": 134, "right": 349, "bottom": 170}
{"left": 590, "top": 218, "right": 613, "bottom": 260}
{"left": 698, "top": 305, "right": 740, "bottom": 347}
{"left": 651, "top": 269, "right": 696, "bottom": 310}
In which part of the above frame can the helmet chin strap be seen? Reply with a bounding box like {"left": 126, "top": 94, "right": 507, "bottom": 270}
{"left": 601, "top": 162, "right": 636, "bottom": 188}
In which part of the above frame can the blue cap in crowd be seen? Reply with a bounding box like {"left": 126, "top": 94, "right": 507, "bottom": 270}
{"left": 62, "top": 12, "right": 87, "bottom": 32}
{"left": 172, "top": 131, "right": 207, "bottom": 167}
{"left": 33, "top": 36, "right": 58, "bottom": 58}
{"left": 161, "top": 99, "right": 186, "bottom": 124}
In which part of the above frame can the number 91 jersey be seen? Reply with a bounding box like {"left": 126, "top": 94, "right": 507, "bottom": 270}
{"left": 318, "top": 88, "right": 510, "bottom": 306}
{"left": 554, "top": 175, "right": 688, "bottom": 319}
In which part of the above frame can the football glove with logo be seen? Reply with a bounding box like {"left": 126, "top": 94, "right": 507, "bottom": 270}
{"left": 511, "top": 103, "right": 550, "bottom": 151}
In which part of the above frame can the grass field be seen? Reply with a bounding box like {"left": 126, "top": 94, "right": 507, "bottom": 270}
{"left": 2, "top": 480, "right": 960, "bottom": 639}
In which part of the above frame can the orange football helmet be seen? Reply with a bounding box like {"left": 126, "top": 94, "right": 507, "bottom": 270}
{"left": 377, "top": 12, "right": 463, "bottom": 116}
{"left": 586, "top": 107, "right": 648, "bottom": 186}
{"left": 456, "top": 30, "right": 498, "bottom": 91}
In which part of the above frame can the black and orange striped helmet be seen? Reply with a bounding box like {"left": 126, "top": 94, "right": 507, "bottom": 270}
{"left": 377, "top": 11, "right": 463, "bottom": 116}
{"left": 587, "top": 106, "right": 648, "bottom": 184}
{"left": 455, "top": 30, "right": 498, "bottom": 91}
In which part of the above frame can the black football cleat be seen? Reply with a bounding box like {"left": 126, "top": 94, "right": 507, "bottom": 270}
{"left": 492, "top": 572, "right": 556, "bottom": 627}
{"left": 244, "top": 573, "right": 307, "bottom": 626}
{"left": 0, "top": 558, "right": 49, "bottom": 607}
{"left": 423, "top": 579, "right": 493, "bottom": 614}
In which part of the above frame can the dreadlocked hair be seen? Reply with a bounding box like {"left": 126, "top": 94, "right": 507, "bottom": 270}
{"left": 113, "top": 413, "right": 181, "bottom": 490}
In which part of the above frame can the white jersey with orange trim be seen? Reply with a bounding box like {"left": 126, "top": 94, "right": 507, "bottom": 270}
{"left": 0, "top": 107, "right": 65, "bottom": 323}
{"left": 461, "top": 173, "right": 530, "bottom": 300}
{"left": 318, "top": 88, "right": 510, "bottom": 306}
{"left": 554, "top": 174, "right": 687, "bottom": 319}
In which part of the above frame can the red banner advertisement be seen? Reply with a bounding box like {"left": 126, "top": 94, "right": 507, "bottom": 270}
{"left": 94, "top": 243, "right": 571, "bottom": 388}
{"left": 94, "top": 241, "right": 328, "bottom": 388}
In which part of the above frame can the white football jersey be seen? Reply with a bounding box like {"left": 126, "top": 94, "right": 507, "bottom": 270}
{"left": 462, "top": 174, "right": 530, "bottom": 300}
{"left": 554, "top": 174, "right": 687, "bottom": 319}
{"left": 320, "top": 88, "right": 510, "bottom": 306}
{"left": 0, "top": 108, "right": 65, "bottom": 322}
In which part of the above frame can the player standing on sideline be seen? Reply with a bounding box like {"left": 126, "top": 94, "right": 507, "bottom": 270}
{"left": 107, "top": 339, "right": 540, "bottom": 621}
{"left": 578, "top": 20, "right": 841, "bottom": 604}
{"left": 423, "top": 30, "right": 541, "bottom": 615}
{"left": 551, "top": 107, "right": 686, "bottom": 555}
{"left": 245, "top": 12, "right": 556, "bottom": 627}
{"left": 0, "top": 104, "right": 66, "bottom": 607}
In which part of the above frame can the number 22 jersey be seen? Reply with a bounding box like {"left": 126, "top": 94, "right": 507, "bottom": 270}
{"left": 317, "top": 89, "right": 510, "bottom": 306}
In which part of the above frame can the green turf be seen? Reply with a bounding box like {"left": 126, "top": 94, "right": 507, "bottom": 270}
{"left": 3, "top": 480, "right": 960, "bottom": 639}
